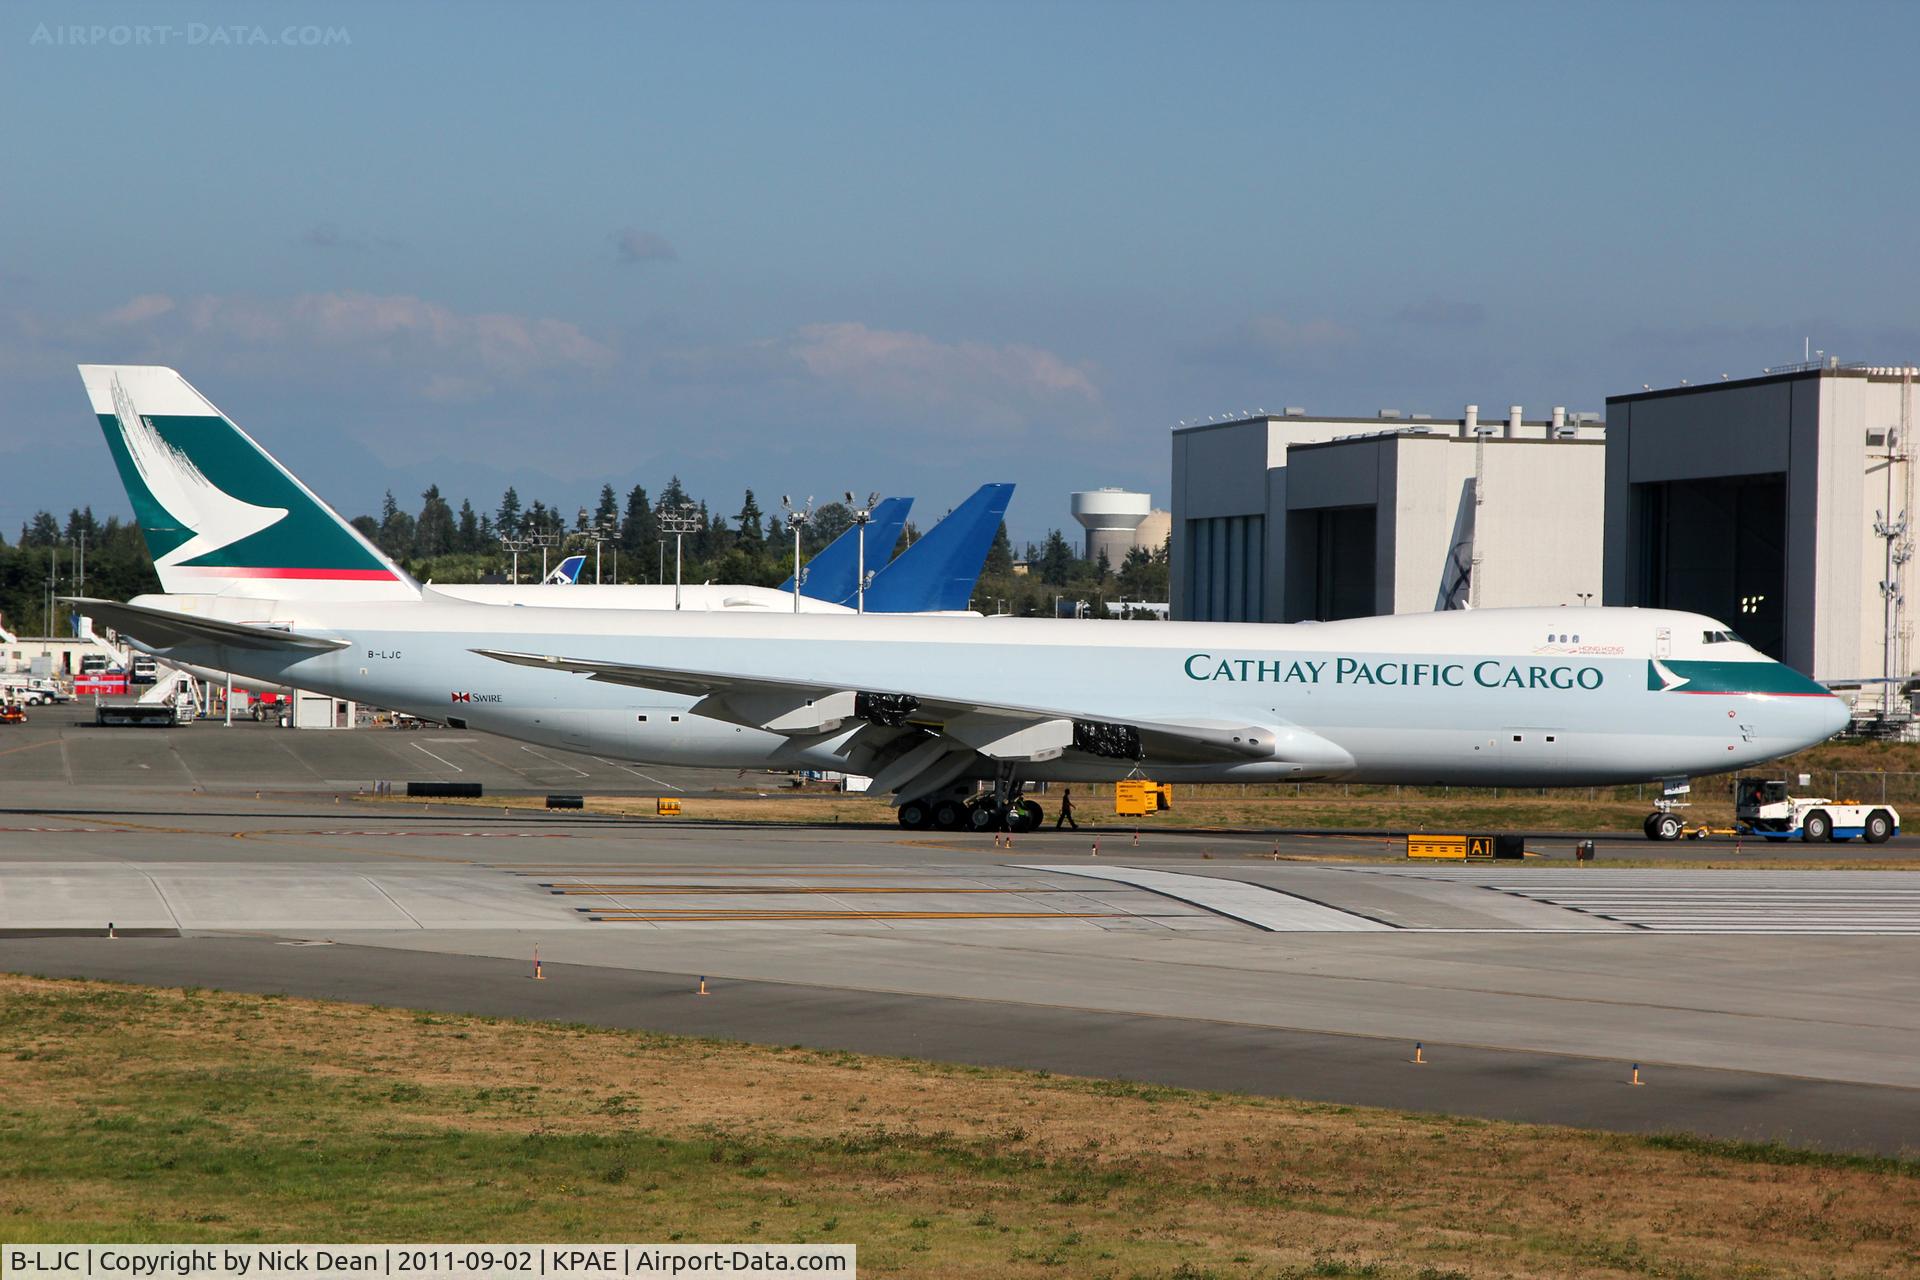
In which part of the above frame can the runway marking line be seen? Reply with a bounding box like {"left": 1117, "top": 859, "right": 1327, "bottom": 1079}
{"left": 410, "top": 743, "right": 464, "bottom": 773}
{"left": 581, "top": 909, "right": 1132, "bottom": 921}
{"left": 543, "top": 885, "right": 1095, "bottom": 895}
{"left": 497, "top": 866, "right": 914, "bottom": 874}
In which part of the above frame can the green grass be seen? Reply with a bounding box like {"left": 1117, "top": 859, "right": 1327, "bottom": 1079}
{"left": 4, "top": 975, "right": 1919, "bottom": 1277}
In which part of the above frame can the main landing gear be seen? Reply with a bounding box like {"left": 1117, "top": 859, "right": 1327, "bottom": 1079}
{"left": 897, "top": 786, "right": 1043, "bottom": 833}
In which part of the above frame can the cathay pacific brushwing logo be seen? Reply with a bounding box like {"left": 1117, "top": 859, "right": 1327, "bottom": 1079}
{"left": 109, "top": 373, "right": 288, "bottom": 569}
{"left": 1648, "top": 659, "right": 1691, "bottom": 692}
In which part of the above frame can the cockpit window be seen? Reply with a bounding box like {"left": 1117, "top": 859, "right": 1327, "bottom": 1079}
{"left": 1702, "top": 630, "right": 1743, "bottom": 644}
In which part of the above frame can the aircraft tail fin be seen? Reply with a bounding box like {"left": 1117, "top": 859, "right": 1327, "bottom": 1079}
{"left": 778, "top": 497, "right": 913, "bottom": 605}
{"left": 864, "top": 483, "right": 1014, "bottom": 613}
{"left": 544, "top": 554, "right": 587, "bottom": 585}
{"left": 78, "top": 365, "right": 419, "bottom": 601}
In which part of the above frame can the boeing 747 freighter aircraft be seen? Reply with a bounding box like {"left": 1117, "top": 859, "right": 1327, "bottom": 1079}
{"left": 73, "top": 365, "right": 1848, "bottom": 835}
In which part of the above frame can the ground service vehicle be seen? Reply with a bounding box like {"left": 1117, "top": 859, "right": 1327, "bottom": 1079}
{"left": 1735, "top": 777, "right": 1899, "bottom": 843}
{"left": 20, "top": 679, "right": 72, "bottom": 705}
{"left": 0, "top": 704, "right": 25, "bottom": 725}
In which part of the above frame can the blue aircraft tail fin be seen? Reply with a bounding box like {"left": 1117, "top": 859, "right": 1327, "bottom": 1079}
{"left": 863, "top": 483, "right": 1013, "bottom": 613}
{"left": 544, "top": 554, "right": 586, "bottom": 585}
{"left": 779, "top": 497, "right": 913, "bottom": 604}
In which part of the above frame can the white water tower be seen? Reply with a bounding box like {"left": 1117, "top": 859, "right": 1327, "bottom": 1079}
{"left": 1071, "top": 488, "right": 1152, "bottom": 565}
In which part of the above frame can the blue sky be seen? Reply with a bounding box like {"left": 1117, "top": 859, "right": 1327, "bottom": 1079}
{"left": 3, "top": 0, "right": 1916, "bottom": 544}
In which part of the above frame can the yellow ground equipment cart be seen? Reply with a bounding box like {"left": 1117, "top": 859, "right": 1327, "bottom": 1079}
{"left": 655, "top": 797, "right": 682, "bottom": 817}
{"left": 1114, "top": 780, "right": 1172, "bottom": 817}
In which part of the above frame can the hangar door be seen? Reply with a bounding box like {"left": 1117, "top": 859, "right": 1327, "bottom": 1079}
{"left": 1633, "top": 474, "right": 1785, "bottom": 659}
{"left": 1284, "top": 505, "right": 1377, "bottom": 621}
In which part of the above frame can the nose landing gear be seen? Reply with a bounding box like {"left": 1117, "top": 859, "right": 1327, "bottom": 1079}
{"left": 1642, "top": 811, "right": 1684, "bottom": 842}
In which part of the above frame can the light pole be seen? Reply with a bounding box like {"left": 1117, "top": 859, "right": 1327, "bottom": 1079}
{"left": 844, "top": 491, "right": 883, "bottom": 614}
{"left": 577, "top": 507, "right": 615, "bottom": 584}
{"left": 781, "top": 496, "right": 812, "bottom": 614}
{"left": 44, "top": 544, "right": 55, "bottom": 646}
{"left": 499, "top": 533, "right": 532, "bottom": 584}
{"left": 531, "top": 524, "right": 560, "bottom": 580}
{"left": 656, "top": 501, "right": 702, "bottom": 610}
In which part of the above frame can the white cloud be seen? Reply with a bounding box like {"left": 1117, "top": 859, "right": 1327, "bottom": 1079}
{"left": 1235, "top": 314, "right": 1353, "bottom": 352}
{"left": 653, "top": 321, "right": 1100, "bottom": 433}
{"left": 102, "top": 294, "right": 176, "bottom": 325}
{"left": 1393, "top": 297, "right": 1487, "bottom": 329}
{"left": 93, "top": 290, "right": 614, "bottom": 387}
{"left": 614, "top": 228, "right": 678, "bottom": 264}
{"left": 787, "top": 322, "right": 1098, "bottom": 405}
{"left": 1178, "top": 312, "right": 1355, "bottom": 371}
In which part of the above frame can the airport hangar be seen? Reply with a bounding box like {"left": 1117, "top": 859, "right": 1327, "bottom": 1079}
{"left": 1169, "top": 405, "right": 1605, "bottom": 624}
{"left": 1171, "top": 363, "right": 1919, "bottom": 726}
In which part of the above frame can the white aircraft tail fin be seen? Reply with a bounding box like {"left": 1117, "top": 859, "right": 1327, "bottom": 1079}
{"left": 79, "top": 365, "right": 420, "bottom": 601}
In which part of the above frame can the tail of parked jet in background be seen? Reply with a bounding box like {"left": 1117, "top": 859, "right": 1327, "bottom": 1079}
{"left": 79, "top": 365, "right": 420, "bottom": 602}
{"left": 543, "top": 554, "right": 586, "bottom": 585}
{"left": 779, "top": 497, "right": 913, "bottom": 605}
{"left": 863, "top": 483, "right": 1014, "bottom": 613}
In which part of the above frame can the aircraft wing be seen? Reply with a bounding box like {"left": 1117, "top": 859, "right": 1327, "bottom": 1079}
{"left": 472, "top": 646, "right": 1342, "bottom": 769}
{"left": 64, "top": 597, "right": 350, "bottom": 653}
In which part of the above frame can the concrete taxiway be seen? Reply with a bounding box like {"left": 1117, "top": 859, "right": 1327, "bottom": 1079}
{"left": 2, "top": 707, "right": 1918, "bottom": 1154}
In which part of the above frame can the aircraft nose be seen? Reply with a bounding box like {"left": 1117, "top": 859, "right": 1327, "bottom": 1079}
{"left": 1760, "top": 661, "right": 1849, "bottom": 750}
{"left": 1814, "top": 692, "right": 1851, "bottom": 740}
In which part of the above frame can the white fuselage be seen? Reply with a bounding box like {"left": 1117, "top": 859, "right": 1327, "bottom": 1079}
{"left": 119, "top": 594, "right": 1848, "bottom": 791}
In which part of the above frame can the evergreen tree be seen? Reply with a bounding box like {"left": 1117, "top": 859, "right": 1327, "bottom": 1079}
{"left": 594, "top": 483, "right": 618, "bottom": 528}
{"left": 456, "top": 499, "right": 481, "bottom": 553}
{"left": 415, "top": 485, "right": 456, "bottom": 558}
{"left": 658, "top": 475, "right": 691, "bottom": 509}
{"left": 806, "top": 501, "right": 852, "bottom": 554}
{"left": 64, "top": 507, "right": 100, "bottom": 545}
{"left": 620, "top": 486, "right": 657, "bottom": 563}
{"left": 736, "top": 490, "right": 765, "bottom": 550}
{"left": 1095, "top": 547, "right": 1112, "bottom": 582}
{"left": 691, "top": 502, "right": 719, "bottom": 560}
{"left": 1037, "top": 529, "right": 1075, "bottom": 585}
{"left": 496, "top": 487, "right": 523, "bottom": 537}
{"left": 23, "top": 512, "right": 60, "bottom": 547}
{"left": 984, "top": 521, "right": 1014, "bottom": 575}
{"left": 1116, "top": 545, "right": 1168, "bottom": 601}
{"left": 377, "top": 490, "right": 416, "bottom": 560}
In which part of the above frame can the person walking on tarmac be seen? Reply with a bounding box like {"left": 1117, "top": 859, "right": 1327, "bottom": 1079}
{"left": 1055, "top": 788, "right": 1080, "bottom": 830}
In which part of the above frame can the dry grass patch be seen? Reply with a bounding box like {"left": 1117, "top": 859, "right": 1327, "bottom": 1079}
{"left": 2, "top": 974, "right": 1917, "bottom": 1277}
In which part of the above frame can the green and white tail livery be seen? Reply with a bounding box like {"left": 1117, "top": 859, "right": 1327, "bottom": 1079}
{"left": 79, "top": 365, "right": 419, "bottom": 601}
